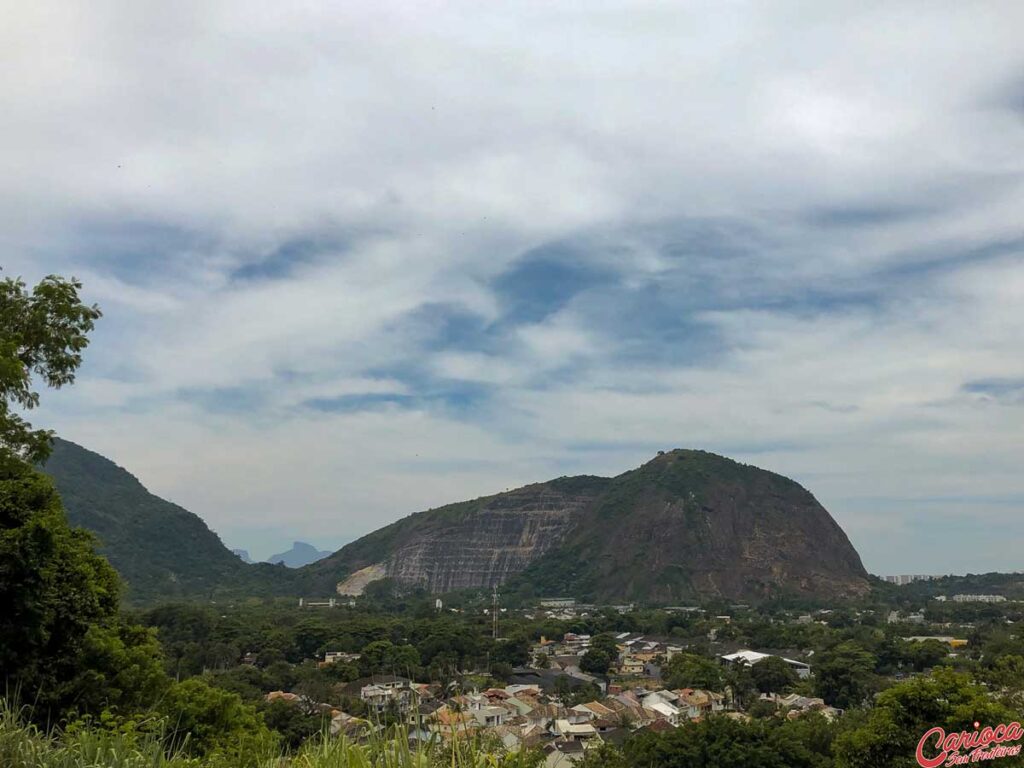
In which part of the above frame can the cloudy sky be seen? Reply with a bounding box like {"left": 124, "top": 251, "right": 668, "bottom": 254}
{"left": 4, "top": 1, "right": 1023, "bottom": 572}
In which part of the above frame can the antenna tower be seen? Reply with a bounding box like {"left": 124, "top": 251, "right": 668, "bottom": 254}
{"left": 492, "top": 585, "right": 499, "bottom": 639}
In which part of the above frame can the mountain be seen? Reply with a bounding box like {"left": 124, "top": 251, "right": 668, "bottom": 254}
{"left": 232, "top": 548, "right": 253, "bottom": 564}
{"left": 307, "top": 449, "right": 870, "bottom": 602}
{"left": 266, "top": 541, "right": 331, "bottom": 568}
{"left": 40, "top": 438, "right": 292, "bottom": 602}
{"left": 40, "top": 439, "right": 869, "bottom": 605}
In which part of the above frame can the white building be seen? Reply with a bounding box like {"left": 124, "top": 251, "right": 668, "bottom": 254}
{"left": 952, "top": 594, "right": 1006, "bottom": 603}
{"left": 720, "top": 650, "right": 811, "bottom": 680}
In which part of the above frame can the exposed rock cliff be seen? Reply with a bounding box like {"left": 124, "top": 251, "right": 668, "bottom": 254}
{"left": 382, "top": 483, "right": 597, "bottom": 592}
{"left": 305, "top": 476, "right": 610, "bottom": 595}
{"left": 307, "top": 450, "right": 870, "bottom": 602}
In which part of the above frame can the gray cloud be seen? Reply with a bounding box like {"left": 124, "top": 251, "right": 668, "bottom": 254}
{"left": 5, "top": 0, "right": 1024, "bottom": 568}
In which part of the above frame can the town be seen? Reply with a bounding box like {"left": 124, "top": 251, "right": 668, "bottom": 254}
{"left": 151, "top": 584, "right": 1021, "bottom": 766}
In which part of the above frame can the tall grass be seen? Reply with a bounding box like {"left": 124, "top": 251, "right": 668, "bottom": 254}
{"left": 0, "top": 703, "right": 542, "bottom": 768}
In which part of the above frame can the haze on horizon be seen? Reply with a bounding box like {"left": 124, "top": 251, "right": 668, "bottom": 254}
{"left": 3, "top": 1, "right": 1023, "bottom": 573}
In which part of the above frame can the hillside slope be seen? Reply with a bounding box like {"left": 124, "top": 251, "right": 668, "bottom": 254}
{"left": 505, "top": 449, "right": 869, "bottom": 602}
{"left": 306, "top": 449, "right": 870, "bottom": 602}
{"left": 40, "top": 439, "right": 291, "bottom": 602}
{"left": 41, "top": 440, "right": 869, "bottom": 604}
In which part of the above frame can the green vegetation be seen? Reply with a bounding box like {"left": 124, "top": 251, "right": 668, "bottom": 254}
{"left": 41, "top": 439, "right": 296, "bottom": 604}
{"left": 503, "top": 448, "right": 869, "bottom": 604}
{"left": 835, "top": 667, "right": 1024, "bottom": 768}
{"left": 812, "top": 641, "right": 877, "bottom": 710}
{"left": 663, "top": 653, "right": 724, "bottom": 691}
{"left": 580, "top": 633, "right": 619, "bottom": 674}
{"left": 0, "top": 275, "right": 161, "bottom": 725}
{"left": 0, "top": 458, "right": 159, "bottom": 723}
{"left": 9, "top": 273, "right": 1024, "bottom": 767}
{"left": 750, "top": 656, "right": 798, "bottom": 695}
{"left": 0, "top": 274, "right": 100, "bottom": 463}
{"left": 0, "top": 703, "right": 542, "bottom": 768}
{"left": 581, "top": 713, "right": 841, "bottom": 768}
{"left": 45, "top": 440, "right": 873, "bottom": 608}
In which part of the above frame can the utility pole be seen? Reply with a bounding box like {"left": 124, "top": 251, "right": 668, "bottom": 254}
{"left": 492, "top": 585, "right": 499, "bottom": 640}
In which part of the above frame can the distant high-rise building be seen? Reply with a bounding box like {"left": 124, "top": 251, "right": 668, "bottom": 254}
{"left": 882, "top": 574, "right": 938, "bottom": 585}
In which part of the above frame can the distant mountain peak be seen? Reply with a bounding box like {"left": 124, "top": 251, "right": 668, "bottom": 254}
{"left": 265, "top": 541, "right": 331, "bottom": 568}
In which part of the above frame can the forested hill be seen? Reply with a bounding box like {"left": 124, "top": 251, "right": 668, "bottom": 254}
{"left": 40, "top": 438, "right": 294, "bottom": 603}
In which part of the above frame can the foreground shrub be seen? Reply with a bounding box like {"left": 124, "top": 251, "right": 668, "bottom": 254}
{"left": 0, "top": 700, "right": 543, "bottom": 767}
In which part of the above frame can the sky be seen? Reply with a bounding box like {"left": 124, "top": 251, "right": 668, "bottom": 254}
{"left": 3, "top": 1, "right": 1023, "bottom": 572}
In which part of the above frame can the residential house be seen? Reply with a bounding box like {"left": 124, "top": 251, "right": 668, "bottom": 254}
{"left": 763, "top": 693, "right": 843, "bottom": 721}
{"left": 349, "top": 676, "right": 415, "bottom": 713}
{"left": 552, "top": 719, "right": 598, "bottom": 741}
{"left": 472, "top": 705, "right": 509, "bottom": 728}
{"left": 570, "top": 701, "right": 616, "bottom": 721}
{"left": 675, "top": 688, "right": 725, "bottom": 719}
{"left": 616, "top": 656, "right": 645, "bottom": 676}
{"left": 323, "top": 651, "right": 361, "bottom": 666}
{"left": 543, "top": 740, "right": 586, "bottom": 767}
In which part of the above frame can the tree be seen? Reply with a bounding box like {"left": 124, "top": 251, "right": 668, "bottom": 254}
{"left": 554, "top": 678, "right": 602, "bottom": 708}
{"left": 750, "top": 656, "right": 798, "bottom": 695}
{"left": 589, "top": 633, "right": 620, "bottom": 658}
{"left": 494, "top": 636, "right": 530, "bottom": 667}
{"left": 746, "top": 698, "right": 778, "bottom": 719}
{"left": 205, "top": 664, "right": 269, "bottom": 701}
{"left": 902, "top": 639, "right": 949, "bottom": 672}
{"left": 156, "top": 677, "right": 276, "bottom": 758}
{"left": 62, "top": 620, "right": 169, "bottom": 717}
{"left": 0, "top": 459, "right": 125, "bottom": 719}
{"left": 814, "top": 641, "right": 877, "bottom": 709}
{"left": 664, "top": 653, "right": 724, "bottom": 690}
{"left": 578, "top": 742, "right": 630, "bottom": 768}
{"left": 835, "top": 667, "right": 1022, "bottom": 768}
{"left": 622, "top": 714, "right": 838, "bottom": 768}
{"left": 580, "top": 648, "right": 613, "bottom": 675}
{"left": 361, "top": 639, "right": 420, "bottom": 675}
{"left": 491, "top": 661, "right": 514, "bottom": 682}
{"left": 0, "top": 274, "right": 101, "bottom": 462}
{"left": 979, "top": 654, "right": 1024, "bottom": 706}
{"left": 0, "top": 274, "right": 169, "bottom": 725}
{"left": 260, "top": 699, "right": 325, "bottom": 751}
{"left": 294, "top": 666, "right": 337, "bottom": 713}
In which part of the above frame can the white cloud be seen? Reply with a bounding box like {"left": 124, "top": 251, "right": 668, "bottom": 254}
{"left": 7, "top": 0, "right": 1024, "bottom": 572}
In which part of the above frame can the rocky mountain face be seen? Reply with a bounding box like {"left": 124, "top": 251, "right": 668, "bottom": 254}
{"left": 311, "top": 476, "right": 610, "bottom": 595}
{"left": 349, "top": 479, "right": 606, "bottom": 594}
{"left": 313, "top": 450, "right": 870, "bottom": 602}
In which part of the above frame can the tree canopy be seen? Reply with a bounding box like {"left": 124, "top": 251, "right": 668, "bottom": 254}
{"left": 0, "top": 274, "right": 100, "bottom": 463}
{"left": 664, "top": 653, "right": 724, "bottom": 691}
{"left": 0, "top": 459, "right": 130, "bottom": 718}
